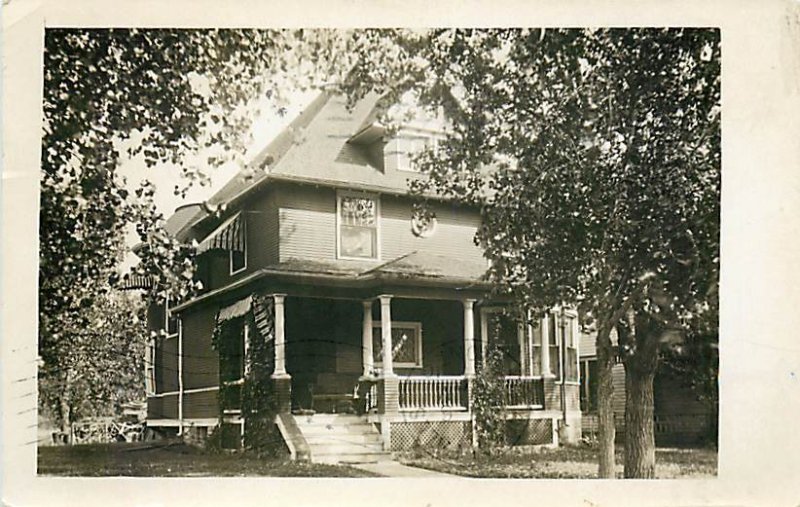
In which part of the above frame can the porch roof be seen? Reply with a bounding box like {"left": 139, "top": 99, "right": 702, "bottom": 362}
{"left": 171, "top": 252, "right": 492, "bottom": 314}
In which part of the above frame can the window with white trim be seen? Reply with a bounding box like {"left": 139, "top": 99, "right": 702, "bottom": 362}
{"left": 548, "top": 312, "right": 579, "bottom": 382}
{"left": 372, "top": 321, "right": 423, "bottom": 368}
{"left": 145, "top": 338, "right": 156, "bottom": 395}
{"left": 529, "top": 318, "right": 543, "bottom": 376}
{"left": 548, "top": 313, "right": 561, "bottom": 380}
{"left": 229, "top": 221, "right": 247, "bottom": 275}
{"left": 337, "top": 192, "right": 379, "bottom": 260}
{"left": 165, "top": 298, "right": 179, "bottom": 337}
{"left": 398, "top": 135, "right": 440, "bottom": 173}
{"left": 563, "top": 313, "right": 579, "bottom": 382}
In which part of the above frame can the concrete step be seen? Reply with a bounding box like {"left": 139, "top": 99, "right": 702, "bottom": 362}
{"left": 294, "top": 414, "right": 366, "bottom": 424}
{"left": 314, "top": 452, "right": 394, "bottom": 465}
{"left": 309, "top": 444, "right": 385, "bottom": 456}
{"left": 294, "top": 423, "right": 377, "bottom": 434}
{"left": 304, "top": 433, "right": 382, "bottom": 445}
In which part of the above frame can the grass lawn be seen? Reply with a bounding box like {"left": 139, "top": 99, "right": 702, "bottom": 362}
{"left": 38, "top": 442, "right": 379, "bottom": 477}
{"left": 399, "top": 445, "right": 718, "bottom": 479}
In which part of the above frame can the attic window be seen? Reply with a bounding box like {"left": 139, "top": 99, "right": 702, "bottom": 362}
{"left": 337, "top": 191, "right": 379, "bottom": 260}
{"left": 398, "top": 135, "right": 439, "bottom": 173}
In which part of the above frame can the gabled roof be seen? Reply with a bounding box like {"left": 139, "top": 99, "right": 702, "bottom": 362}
{"left": 177, "top": 89, "right": 435, "bottom": 234}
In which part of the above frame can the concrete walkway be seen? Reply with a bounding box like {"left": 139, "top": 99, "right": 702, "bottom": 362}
{"left": 353, "top": 461, "right": 462, "bottom": 478}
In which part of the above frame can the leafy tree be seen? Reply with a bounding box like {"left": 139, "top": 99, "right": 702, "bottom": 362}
{"left": 39, "top": 290, "right": 146, "bottom": 441}
{"left": 341, "top": 28, "right": 720, "bottom": 478}
{"left": 39, "top": 29, "right": 357, "bottom": 432}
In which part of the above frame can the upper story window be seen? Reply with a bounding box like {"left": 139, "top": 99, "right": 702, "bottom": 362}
{"left": 398, "top": 135, "right": 439, "bottom": 173}
{"left": 337, "top": 191, "right": 380, "bottom": 260}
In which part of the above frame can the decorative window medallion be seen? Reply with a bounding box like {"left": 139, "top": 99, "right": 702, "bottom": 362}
{"left": 411, "top": 210, "right": 437, "bottom": 238}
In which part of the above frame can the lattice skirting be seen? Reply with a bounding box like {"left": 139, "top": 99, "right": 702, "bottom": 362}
{"left": 505, "top": 418, "right": 554, "bottom": 446}
{"left": 390, "top": 420, "right": 473, "bottom": 451}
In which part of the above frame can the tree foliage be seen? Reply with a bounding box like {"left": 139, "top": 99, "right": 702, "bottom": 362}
{"left": 39, "top": 290, "right": 146, "bottom": 438}
{"left": 340, "top": 28, "right": 720, "bottom": 477}
{"left": 39, "top": 29, "right": 357, "bottom": 427}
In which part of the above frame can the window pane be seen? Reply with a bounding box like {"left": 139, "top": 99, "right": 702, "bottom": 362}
{"left": 166, "top": 300, "right": 178, "bottom": 335}
{"left": 531, "top": 345, "right": 542, "bottom": 375}
{"left": 341, "top": 226, "right": 376, "bottom": 258}
{"left": 231, "top": 249, "right": 246, "bottom": 272}
{"left": 220, "top": 321, "right": 245, "bottom": 382}
{"left": 340, "top": 196, "right": 376, "bottom": 226}
{"left": 372, "top": 325, "right": 420, "bottom": 365}
{"left": 548, "top": 314, "right": 558, "bottom": 345}
{"left": 566, "top": 348, "right": 578, "bottom": 381}
{"left": 550, "top": 348, "right": 561, "bottom": 379}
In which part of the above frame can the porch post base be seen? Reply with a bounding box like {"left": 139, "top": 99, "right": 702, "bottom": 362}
{"left": 271, "top": 374, "right": 292, "bottom": 414}
{"left": 377, "top": 376, "right": 400, "bottom": 451}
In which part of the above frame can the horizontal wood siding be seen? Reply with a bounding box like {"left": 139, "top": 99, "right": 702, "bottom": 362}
{"left": 147, "top": 394, "right": 178, "bottom": 420}
{"left": 612, "top": 363, "right": 626, "bottom": 415}
{"left": 247, "top": 189, "right": 280, "bottom": 269}
{"left": 543, "top": 379, "right": 581, "bottom": 412}
{"left": 277, "top": 185, "right": 337, "bottom": 262}
{"left": 380, "top": 195, "right": 484, "bottom": 264}
{"left": 157, "top": 337, "right": 179, "bottom": 394}
{"left": 579, "top": 328, "right": 619, "bottom": 359}
{"left": 183, "top": 390, "right": 219, "bottom": 419}
{"left": 181, "top": 308, "right": 219, "bottom": 391}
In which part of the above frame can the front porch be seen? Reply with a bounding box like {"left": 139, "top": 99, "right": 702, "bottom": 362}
{"left": 256, "top": 291, "right": 578, "bottom": 452}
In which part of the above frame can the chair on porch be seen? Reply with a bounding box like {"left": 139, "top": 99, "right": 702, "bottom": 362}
{"left": 310, "top": 373, "right": 360, "bottom": 414}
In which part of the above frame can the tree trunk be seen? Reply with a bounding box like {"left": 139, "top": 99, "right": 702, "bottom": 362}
{"left": 623, "top": 364, "right": 656, "bottom": 477}
{"left": 60, "top": 395, "right": 72, "bottom": 445}
{"left": 623, "top": 329, "right": 659, "bottom": 478}
{"left": 595, "top": 324, "right": 616, "bottom": 478}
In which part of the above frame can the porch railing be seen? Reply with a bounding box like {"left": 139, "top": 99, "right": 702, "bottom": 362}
{"left": 503, "top": 376, "right": 545, "bottom": 409}
{"left": 399, "top": 375, "right": 468, "bottom": 411}
{"left": 366, "top": 382, "right": 379, "bottom": 412}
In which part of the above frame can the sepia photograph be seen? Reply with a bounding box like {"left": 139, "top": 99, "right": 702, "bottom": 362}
{"left": 32, "top": 26, "right": 720, "bottom": 480}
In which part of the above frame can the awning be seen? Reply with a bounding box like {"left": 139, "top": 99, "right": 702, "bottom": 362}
{"left": 196, "top": 211, "right": 245, "bottom": 255}
{"left": 217, "top": 295, "right": 252, "bottom": 322}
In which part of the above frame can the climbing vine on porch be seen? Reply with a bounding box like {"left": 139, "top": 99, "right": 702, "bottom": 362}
{"left": 471, "top": 344, "right": 507, "bottom": 452}
{"left": 210, "top": 293, "right": 282, "bottom": 455}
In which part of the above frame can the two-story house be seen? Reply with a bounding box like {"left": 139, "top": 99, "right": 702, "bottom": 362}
{"left": 139, "top": 90, "right": 583, "bottom": 463}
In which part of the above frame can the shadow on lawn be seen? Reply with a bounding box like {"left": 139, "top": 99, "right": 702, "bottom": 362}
{"left": 37, "top": 441, "right": 379, "bottom": 477}
{"left": 398, "top": 444, "right": 718, "bottom": 479}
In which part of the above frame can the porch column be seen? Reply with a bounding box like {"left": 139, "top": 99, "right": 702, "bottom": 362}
{"left": 272, "top": 294, "right": 288, "bottom": 377}
{"left": 271, "top": 293, "right": 291, "bottom": 413}
{"left": 362, "top": 299, "right": 374, "bottom": 377}
{"left": 541, "top": 312, "right": 552, "bottom": 376}
{"left": 377, "top": 295, "right": 398, "bottom": 451}
{"left": 379, "top": 295, "right": 394, "bottom": 377}
{"left": 463, "top": 299, "right": 476, "bottom": 377}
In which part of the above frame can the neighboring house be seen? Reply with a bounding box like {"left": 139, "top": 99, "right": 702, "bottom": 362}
{"left": 578, "top": 331, "right": 716, "bottom": 446}
{"left": 135, "top": 90, "right": 584, "bottom": 462}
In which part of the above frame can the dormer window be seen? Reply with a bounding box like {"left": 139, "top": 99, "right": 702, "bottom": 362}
{"left": 337, "top": 191, "right": 380, "bottom": 260}
{"left": 382, "top": 132, "right": 442, "bottom": 174}
{"left": 398, "top": 135, "right": 439, "bottom": 173}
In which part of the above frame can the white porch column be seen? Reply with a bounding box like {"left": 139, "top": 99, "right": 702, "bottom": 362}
{"left": 463, "top": 299, "right": 476, "bottom": 377}
{"left": 362, "top": 299, "right": 374, "bottom": 377}
{"left": 272, "top": 293, "right": 288, "bottom": 377}
{"left": 541, "top": 312, "right": 552, "bottom": 376}
{"left": 379, "top": 295, "right": 394, "bottom": 377}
